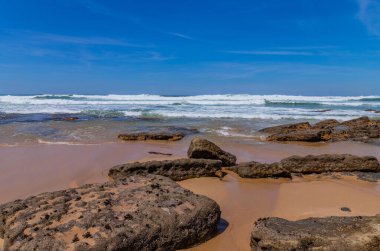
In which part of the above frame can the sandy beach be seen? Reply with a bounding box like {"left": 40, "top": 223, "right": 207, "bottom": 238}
{"left": 0, "top": 137, "right": 379, "bottom": 250}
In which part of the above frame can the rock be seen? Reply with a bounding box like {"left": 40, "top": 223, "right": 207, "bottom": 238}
{"left": 259, "top": 122, "right": 312, "bottom": 134}
{"left": 251, "top": 215, "right": 380, "bottom": 251}
{"left": 187, "top": 138, "right": 237, "bottom": 166}
{"left": 260, "top": 117, "right": 380, "bottom": 143}
{"left": 267, "top": 129, "right": 331, "bottom": 142}
{"left": 280, "top": 154, "right": 380, "bottom": 174}
{"left": 148, "top": 151, "right": 173, "bottom": 156}
{"left": 0, "top": 175, "right": 221, "bottom": 251}
{"left": 118, "top": 133, "right": 185, "bottom": 141}
{"left": 229, "top": 154, "right": 380, "bottom": 179}
{"left": 341, "top": 207, "right": 351, "bottom": 212}
{"left": 313, "top": 119, "right": 340, "bottom": 129}
{"left": 62, "top": 117, "right": 79, "bottom": 121}
{"left": 227, "top": 161, "right": 291, "bottom": 179}
{"left": 118, "top": 127, "right": 198, "bottom": 141}
{"left": 108, "top": 158, "right": 223, "bottom": 181}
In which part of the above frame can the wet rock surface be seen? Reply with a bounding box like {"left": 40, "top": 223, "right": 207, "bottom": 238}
{"left": 118, "top": 127, "right": 198, "bottom": 141}
{"left": 0, "top": 175, "right": 221, "bottom": 251}
{"left": 229, "top": 154, "right": 380, "bottom": 179}
{"left": 260, "top": 116, "right": 380, "bottom": 142}
{"left": 251, "top": 215, "right": 380, "bottom": 251}
{"left": 108, "top": 158, "right": 223, "bottom": 181}
{"left": 227, "top": 161, "right": 291, "bottom": 179}
{"left": 187, "top": 138, "right": 237, "bottom": 166}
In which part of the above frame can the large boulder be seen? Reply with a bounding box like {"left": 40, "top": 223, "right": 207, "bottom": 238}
{"left": 229, "top": 154, "right": 380, "bottom": 179}
{"left": 187, "top": 138, "right": 237, "bottom": 166}
{"left": 260, "top": 116, "right": 380, "bottom": 143}
{"left": 280, "top": 154, "right": 380, "bottom": 174}
{"left": 108, "top": 158, "right": 223, "bottom": 181}
{"left": 0, "top": 175, "right": 221, "bottom": 251}
{"left": 251, "top": 215, "right": 380, "bottom": 251}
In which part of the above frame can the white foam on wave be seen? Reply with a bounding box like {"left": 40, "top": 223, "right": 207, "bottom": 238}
{"left": 0, "top": 94, "right": 379, "bottom": 120}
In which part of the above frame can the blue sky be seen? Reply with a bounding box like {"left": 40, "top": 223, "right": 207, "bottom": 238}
{"left": 1, "top": 0, "right": 380, "bottom": 95}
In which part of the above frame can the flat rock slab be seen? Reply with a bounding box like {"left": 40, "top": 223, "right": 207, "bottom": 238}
{"left": 251, "top": 215, "right": 380, "bottom": 251}
{"left": 109, "top": 158, "right": 223, "bottom": 181}
{"left": 0, "top": 175, "right": 221, "bottom": 251}
{"left": 187, "top": 138, "right": 237, "bottom": 166}
{"left": 118, "top": 127, "right": 198, "bottom": 141}
{"left": 229, "top": 154, "right": 380, "bottom": 179}
{"left": 260, "top": 116, "right": 380, "bottom": 142}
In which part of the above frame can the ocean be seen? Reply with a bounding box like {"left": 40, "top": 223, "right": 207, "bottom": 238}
{"left": 0, "top": 94, "right": 379, "bottom": 145}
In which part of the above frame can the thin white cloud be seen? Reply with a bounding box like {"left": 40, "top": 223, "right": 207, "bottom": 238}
{"left": 224, "top": 50, "right": 319, "bottom": 56}
{"left": 10, "top": 30, "right": 139, "bottom": 47}
{"left": 358, "top": 0, "right": 380, "bottom": 36}
{"left": 167, "top": 32, "right": 194, "bottom": 40}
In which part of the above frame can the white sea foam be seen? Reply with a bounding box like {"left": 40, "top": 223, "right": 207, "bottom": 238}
{"left": 0, "top": 94, "right": 379, "bottom": 120}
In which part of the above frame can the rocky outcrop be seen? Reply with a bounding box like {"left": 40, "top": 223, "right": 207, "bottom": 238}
{"left": 280, "top": 154, "right": 380, "bottom": 174}
{"left": 229, "top": 154, "right": 380, "bottom": 179}
{"left": 118, "top": 127, "right": 198, "bottom": 141}
{"left": 0, "top": 175, "right": 221, "bottom": 251}
{"left": 259, "top": 122, "right": 312, "bottom": 134}
{"left": 260, "top": 116, "right": 380, "bottom": 142}
{"left": 187, "top": 138, "right": 237, "bottom": 166}
{"left": 227, "top": 161, "right": 291, "bottom": 179}
{"left": 251, "top": 215, "right": 380, "bottom": 251}
{"left": 108, "top": 158, "right": 223, "bottom": 181}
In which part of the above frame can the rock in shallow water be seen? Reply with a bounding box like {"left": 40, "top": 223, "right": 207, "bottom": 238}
{"left": 187, "top": 137, "right": 237, "bottom": 166}
{"left": 260, "top": 116, "right": 380, "bottom": 143}
{"left": 0, "top": 175, "right": 221, "bottom": 251}
{"left": 108, "top": 158, "right": 223, "bottom": 181}
{"left": 118, "top": 127, "right": 198, "bottom": 141}
{"left": 251, "top": 215, "right": 380, "bottom": 251}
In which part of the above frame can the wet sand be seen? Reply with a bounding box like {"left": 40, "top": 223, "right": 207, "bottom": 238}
{"left": 0, "top": 138, "right": 379, "bottom": 250}
{"left": 180, "top": 172, "right": 380, "bottom": 251}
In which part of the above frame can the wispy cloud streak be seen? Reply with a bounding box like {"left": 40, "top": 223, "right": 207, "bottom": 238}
{"left": 224, "top": 50, "right": 322, "bottom": 56}
{"left": 16, "top": 31, "right": 138, "bottom": 47}
{"left": 358, "top": 0, "right": 380, "bottom": 36}
{"left": 166, "top": 32, "right": 194, "bottom": 40}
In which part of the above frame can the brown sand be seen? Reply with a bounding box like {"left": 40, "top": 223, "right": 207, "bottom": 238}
{"left": 179, "top": 171, "right": 380, "bottom": 251}
{"left": 0, "top": 138, "right": 379, "bottom": 250}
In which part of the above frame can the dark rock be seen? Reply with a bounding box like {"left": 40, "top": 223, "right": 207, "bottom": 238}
{"left": 259, "top": 122, "right": 312, "bottom": 134}
{"left": 229, "top": 154, "right": 380, "bottom": 179}
{"left": 227, "top": 161, "right": 291, "bottom": 179}
{"left": 267, "top": 129, "right": 331, "bottom": 142}
{"left": 280, "top": 154, "right": 380, "bottom": 174}
{"left": 187, "top": 138, "right": 237, "bottom": 166}
{"left": 251, "top": 215, "right": 380, "bottom": 251}
{"left": 118, "top": 133, "right": 185, "bottom": 141}
{"left": 118, "top": 127, "right": 198, "bottom": 141}
{"left": 341, "top": 207, "right": 351, "bottom": 212}
{"left": 108, "top": 158, "right": 222, "bottom": 181}
{"left": 0, "top": 175, "right": 221, "bottom": 251}
{"left": 148, "top": 151, "right": 173, "bottom": 156}
{"left": 260, "top": 117, "right": 380, "bottom": 143}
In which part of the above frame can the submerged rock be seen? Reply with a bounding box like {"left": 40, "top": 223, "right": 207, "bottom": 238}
{"left": 260, "top": 116, "right": 380, "bottom": 142}
{"left": 0, "top": 175, "right": 221, "bottom": 251}
{"left": 187, "top": 138, "right": 237, "bottom": 166}
{"left": 251, "top": 215, "right": 380, "bottom": 251}
{"left": 229, "top": 154, "right": 380, "bottom": 179}
{"left": 108, "top": 158, "right": 223, "bottom": 181}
